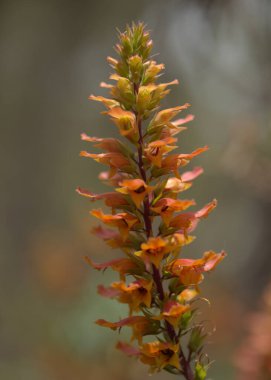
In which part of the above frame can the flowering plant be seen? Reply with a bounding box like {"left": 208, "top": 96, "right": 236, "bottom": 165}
{"left": 78, "top": 22, "right": 226, "bottom": 380}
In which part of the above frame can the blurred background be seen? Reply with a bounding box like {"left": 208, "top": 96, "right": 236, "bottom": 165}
{"left": 1, "top": 0, "right": 271, "bottom": 379}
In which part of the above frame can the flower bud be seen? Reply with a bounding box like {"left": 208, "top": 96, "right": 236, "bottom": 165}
{"left": 188, "top": 327, "right": 207, "bottom": 354}
{"left": 128, "top": 55, "right": 143, "bottom": 83}
{"left": 136, "top": 86, "right": 152, "bottom": 114}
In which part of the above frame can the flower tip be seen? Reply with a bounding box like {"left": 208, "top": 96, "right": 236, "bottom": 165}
{"left": 202, "top": 145, "right": 209, "bottom": 152}
{"left": 221, "top": 250, "right": 227, "bottom": 258}
{"left": 79, "top": 150, "right": 88, "bottom": 157}
{"left": 100, "top": 81, "right": 112, "bottom": 88}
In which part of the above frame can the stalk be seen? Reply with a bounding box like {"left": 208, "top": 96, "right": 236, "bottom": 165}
{"left": 134, "top": 83, "right": 194, "bottom": 380}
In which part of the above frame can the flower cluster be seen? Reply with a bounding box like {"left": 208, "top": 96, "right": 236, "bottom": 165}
{"left": 78, "top": 23, "right": 225, "bottom": 380}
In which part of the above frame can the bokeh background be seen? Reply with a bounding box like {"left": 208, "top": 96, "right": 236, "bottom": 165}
{"left": 1, "top": 0, "right": 271, "bottom": 379}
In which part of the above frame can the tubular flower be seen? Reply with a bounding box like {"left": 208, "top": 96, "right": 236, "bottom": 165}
{"left": 159, "top": 301, "right": 190, "bottom": 328}
{"left": 76, "top": 187, "right": 128, "bottom": 209}
{"left": 145, "top": 137, "right": 178, "bottom": 167}
{"left": 166, "top": 251, "right": 226, "bottom": 286}
{"left": 117, "top": 178, "right": 153, "bottom": 208}
{"left": 151, "top": 198, "right": 196, "bottom": 226}
{"left": 139, "top": 341, "right": 180, "bottom": 373}
{"left": 135, "top": 236, "right": 171, "bottom": 268}
{"left": 90, "top": 209, "right": 140, "bottom": 240}
{"left": 78, "top": 22, "right": 226, "bottom": 379}
{"left": 107, "top": 107, "right": 138, "bottom": 141}
{"left": 96, "top": 316, "right": 160, "bottom": 344}
{"left": 98, "top": 278, "right": 153, "bottom": 315}
{"left": 84, "top": 256, "right": 141, "bottom": 281}
{"left": 80, "top": 151, "right": 133, "bottom": 177}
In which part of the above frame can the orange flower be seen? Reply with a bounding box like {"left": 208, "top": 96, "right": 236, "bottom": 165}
{"left": 169, "top": 199, "right": 217, "bottom": 233}
{"left": 160, "top": 146, "right": 209, "bottom": 177}
{"left": 117, "top": 178, "right": 153, "bottom": 208}
{"left": 145, "top": 137, "right": 177, "bottom": 167}
{"left": 158, "top": 114, "right": 194, "bottom": 140}
{"left": 81, "top": 133, "right": 130, "bottom": 155}
{"left": 160, "top": 300, "right": 190, "bottom": 328}
{"left": 136, "top": 80, "right": 179, "bottom": 113}
{"left": 88, "top": 94, "right": 119, "bottom": 108}
{"left": 167, "top": 250, "right": 226, "bottom": 285}
{"left": 151, "top": 198, "right": 196, "bottom": 226}
{"left": 84, "top": 256, "right": 140, "bottom": 280}
{"left": 98, "top": 278, "right": 153, "bottom": 314}
{"left": 92, "top": 225, "right": 124, "bottom": 248}
{"left": 139, "top": 341, "right": 180, "bottom": 373}
{"left": 90, "top": 209, "right": 139, "bottom": 240}
{"left": 80, "top": 151, "right": 132, "bottom": 177}
{"left": 106, "top": 107, "right": 138, "bottom": 141}
{"left": 177, "top": 288, "right": 199, "bottom": 303}
{"left": 98, "top": 171, "right": 128, "bottom": 187}
{"left": 166, "top": 233, "right": 196, "bottom": 258}
{"left": 165, "top": 177, "right": 192, "bottom": 193}
{"left": 76, "top": 187, "right": 128, "bottom": 209}
{"left": 96, "top": 316, "right": 160, "bottom": 344}
{"left": 150, "top": 104, "right": 191, "bottom": 128}
{"left": 143, "top": 60, "right": 165, "bottom": 84}
{"left": 135, "top": 236, "right": 171, "bottom": 268}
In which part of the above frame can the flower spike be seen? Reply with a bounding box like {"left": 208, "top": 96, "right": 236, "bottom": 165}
{"left": 78, "top": 22, "right": 226, "bottom": 379}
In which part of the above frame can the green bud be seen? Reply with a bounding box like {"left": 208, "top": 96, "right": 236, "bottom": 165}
{"left": 128, "top": 55, "right": 143, "bottom": 82}
{"left": 180, "top": 310, "right": 193, "bottom": 330}
{"left": 116, "top": 77, "right": 134, "bottom": 106}
{"left": 188, "top": 327, "right": 207, "bottom": 354}
{"left": 136, "top": 86, "right": 151, "bottom": 114}
{"left": 195, "top": 363, "right": 207, "bottom": 380}
{"left": 143, "top": 62, "right": 165, "bottom": 84}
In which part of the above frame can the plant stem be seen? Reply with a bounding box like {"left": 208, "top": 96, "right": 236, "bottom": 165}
{"left": 133, "top": 83, "right": 194, "bottom": 380}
